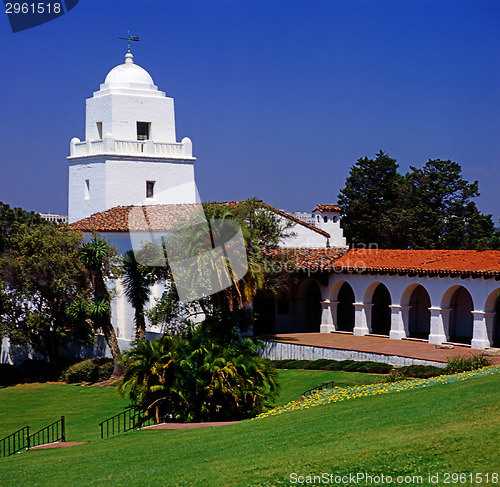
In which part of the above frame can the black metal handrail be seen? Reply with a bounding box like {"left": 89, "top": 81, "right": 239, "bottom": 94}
{"left": 0, "top": 426, "right": 30, "bottom": 457}
{"left": 99, "top": 408, "right": 157, "bottom": 439}
{"left": 303, "top": 380, "right": 336, "bottom": 397}
{"left": 28, "top": 416, "right": 66, "bottom": 448}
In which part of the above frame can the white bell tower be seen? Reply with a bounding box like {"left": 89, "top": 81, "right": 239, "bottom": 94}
{"left": 68, "top": 52, "right": 197, "bottom": 223}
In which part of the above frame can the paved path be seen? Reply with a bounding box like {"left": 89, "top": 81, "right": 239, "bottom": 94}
{"left": 257, "top": 332, "right": 500, "bottom": 365}
{"left": 30, "top": 441, "right": 86, "bottom": 449}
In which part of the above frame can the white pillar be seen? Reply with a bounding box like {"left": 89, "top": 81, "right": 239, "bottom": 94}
{"left": 428, "top": 307, "right": 450, "bottom": 345}
{"left": 353, "top": 303, "right": 372, "bottom": 336}
{"left": 320, "top": 300, "right": 336, "bottom": 333}
{"left": 471, "top": 311, "right": 492, "bottom": 350}
{"left": 389, "top": 305, "right": 411, "bottom": 340}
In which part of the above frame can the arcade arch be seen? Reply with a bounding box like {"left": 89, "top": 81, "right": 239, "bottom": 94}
{"left": 364, "top": 282, "right": 391, "bottom": 336}
{"left": 337, "top": 281, "right": 355, "bottom": 332}
{"left": 442, "top": 285, "right": 474, "bottom": 344}
{"left": 485, "top": 288, "right": 500, "bottom": 347}
{"left": 407, "top": 284, "right": 431, "bottom": 339}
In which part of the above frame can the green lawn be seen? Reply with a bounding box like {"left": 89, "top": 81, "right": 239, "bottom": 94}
{"left": 271, "top": 369, "right": 386, "bottom": 406}
{"left": 0, "top": 372, "right": 499, "bottom": 486}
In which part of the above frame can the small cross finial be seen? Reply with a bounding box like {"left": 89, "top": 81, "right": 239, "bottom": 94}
{"left": 119, "top": 30, "right": 140, "bottom": 53}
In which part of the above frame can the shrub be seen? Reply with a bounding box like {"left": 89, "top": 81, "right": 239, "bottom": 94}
{"left": 444, "top": 354, "right": 492, "bottom": 374}
{"left": 0, "top": 364, "right": 20, "bottom": 386}
{"left": 20, "top": 360, "right": 55, "bottom": 382}
{"left": 272, "top": 359, "right": 393, "bottom": 374}
{"left": 384, "top": 370, "right": 408, "bottom": 383}
{"left": 398, "top": 365, "right": 443, "bottom": 379}
{"left": 60, "top": 357, "right": 113, "bottom": 383}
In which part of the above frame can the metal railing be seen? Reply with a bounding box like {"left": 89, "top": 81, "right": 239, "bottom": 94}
{"left": 303, "top": 380, "right": 336, "bottom": 397}
{"left": 99, "top": 408, "right": 157, "bottom": 439}
{"left": 29, "top": 416, "right": 65, "bottom": 449}
{"left": 1, "top": 416, "right": 66, "bottom": 457}
{"left": 0, "top": 426, "right": 30, "bottom": 457}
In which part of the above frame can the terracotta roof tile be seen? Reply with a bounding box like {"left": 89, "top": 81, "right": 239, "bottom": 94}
{"left": 69, "top": 205, "right": 204, "bottom": 233}
{"left": 312, "top": 204, "right": 342, "bottom": 213}
{"left": 261, "top": 248, "right": 348, "bottom": 271}
{"left": 261, "top": 248, "right": 500, "bottom": 276}
{"left": 334, "top": 249, "right": 500, "bottom": 277}
{"left": 70, "top": 202, "right": 331, "bottom": 238}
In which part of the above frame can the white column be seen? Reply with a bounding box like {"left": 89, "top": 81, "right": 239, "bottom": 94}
{"left": 389, "top": 305, "right": 411, "bottom": 340}
{"left": 320, "top": 300, "right": 336, "bottom": 333}
{"left": 428, "top": 307, "right": 450, "bottom": 345}
{"left": 471, "top": 311, "right": 492, "bottom": 350}
{"left": 353, "top": 303, "right": 373, "bottom": 336}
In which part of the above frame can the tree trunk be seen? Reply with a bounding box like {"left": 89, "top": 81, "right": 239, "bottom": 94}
{"left": 135, "top": 309, "right": 146, "bottom": 340}
{"left": 93, "top": 270, "right": 124, "bottom": 378}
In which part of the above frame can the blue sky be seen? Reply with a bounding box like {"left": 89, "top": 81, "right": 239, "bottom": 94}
{"left": 1, "top": 0, "right": 499, "bottom": 222}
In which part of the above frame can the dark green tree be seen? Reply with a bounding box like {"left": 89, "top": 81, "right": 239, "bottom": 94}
{"left": 407, "top": 159, "right": 495, "bottom": 249}
{"left": 337, "top": 151, "right": 403, "bottom": 248}
{"left": 0, "top": 225, "right": 91, "bottom": 366}
{"left": 78, "top": 235, "right": 124, "bottom": 378}
{"left": 338, "top": 154, "right": 496, "bottom": 249}
{"left": 146, "top": 198, "right": 294, "bottom": 334}
{"left": 0, "top": 202, "right": 50, "bottom": 255}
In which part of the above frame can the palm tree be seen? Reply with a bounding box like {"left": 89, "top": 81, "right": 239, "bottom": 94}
{"left": 119, "top": 318, "right": 279, "bottom": 422}
{"left": 79, "top": 235, "right": 124, "bottom": 378}
{"left": 122, "top": 250, "right": 152, "bottom": 340}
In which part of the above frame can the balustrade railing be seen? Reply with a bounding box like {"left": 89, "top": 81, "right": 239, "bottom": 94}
{"left": 303, "top": 380, "right": 337, "bottom": 397}
{"left": 99, "top": 408, "right": 157, "bottom": 439}
{"left": 0, "top": 426, "right": 30, "bottom": 457}
{"left": 28, "top": 416, "right": 65, "bottom": 449}
{"left": 70, "top": 139, "right": 190, "bottom": 158}
{"left": 0, "top": 416, "right": 66, "bottom": 458}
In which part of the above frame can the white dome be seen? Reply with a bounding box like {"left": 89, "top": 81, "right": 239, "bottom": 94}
{"left": 104, "top": 53, "right": 155, "bottom": 87}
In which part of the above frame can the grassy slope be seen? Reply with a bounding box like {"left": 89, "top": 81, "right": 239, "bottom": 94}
{"left": 272, "top": 369, "right": 385, "bottom": 406}
{"left": 0, "top": 374, "right": 499, "bottom": 486}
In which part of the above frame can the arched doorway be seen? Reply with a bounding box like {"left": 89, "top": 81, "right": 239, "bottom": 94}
{"left": 253, "top": 290, "right": 275, "bottom": 335}
{"left": 337, "top": 282, "right": 355, "bottom": 332}
{"left": 304, "top": 281, "right": 322, "bottom": 332}
{"left": 448, "top": 286, "right": 473, "bottom": 344}
{"left": 371, "top": 284, "right": 391, "bottom": 336}
{"left": 408, "top": 285, "right": 431, "bottom": 339}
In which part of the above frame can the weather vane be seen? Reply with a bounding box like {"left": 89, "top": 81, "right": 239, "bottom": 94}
{"left": 119, "top": 30, "right": 140, "bottom": 53}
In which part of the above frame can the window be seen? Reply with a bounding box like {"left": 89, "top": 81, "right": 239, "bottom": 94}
{"left": 96, "top": 122, "right": 103, "bottom": 139}
{"left": 333, "top": 216, "right": 338, "bottom": 223}
{"left": 137, "top": 122, "right": 151, "bottom": 141}
{"left": 324, "top": 216, "right": 328, "bottom": 223}
{"left": 146, "top": 180, "right": 155, "bottom": 198}
{"left": 84, "top": 179, "right": 90, "bottom": 200}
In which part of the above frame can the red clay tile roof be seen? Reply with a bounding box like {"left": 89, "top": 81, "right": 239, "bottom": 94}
{"left": 312, "top": 204, "right": 342, "bottom": 213}
{"left": 261, "top": 248, "right": 500, "bottom": 276}
{"left": 69, "top": 205, "right": 204, "bottom": 232}
{"left": 69, "top": 202, "right": 330, "bottom": 238}
{"left": 261, "top": 248, "right": 348, "bottom": 271}
{"left": 334, "top": 249, "right": 500, "bottom": 277}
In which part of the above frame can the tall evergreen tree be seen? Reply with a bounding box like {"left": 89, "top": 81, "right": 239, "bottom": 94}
{"left": 337, "top": 150, "right": 402, "bottom": 248}
{"left": 338, "top": 155, "right": 495, "bottom": 249}
{"left": 407, "top": 159, "right": 495, "bottom": 249}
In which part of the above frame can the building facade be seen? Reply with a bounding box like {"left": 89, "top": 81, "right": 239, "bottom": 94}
{"left": 68, "top": 52, "right": 197, "bottom": 224}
